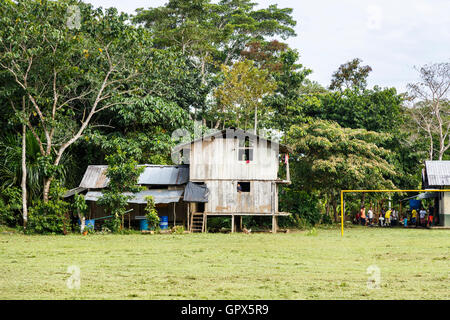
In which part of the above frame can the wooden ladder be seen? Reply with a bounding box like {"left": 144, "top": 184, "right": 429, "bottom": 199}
{"left": 190, "top": 213, "right": 205, "bottom": 233}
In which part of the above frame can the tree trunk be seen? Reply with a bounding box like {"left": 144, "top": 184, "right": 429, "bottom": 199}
{"left": 43, "top": 177, "right": 52, "bottom": 202}
{"left": 331, "top": 194, "right": 338, "bottom": 222}
{"left": 254, "top": 105, "right": 258, "bottom": 134}
{"left": 21, "top": 104, "right": 28, "bottom": 229}
{"left": 428, "top": 131, "right": 434, "bottom": 160}
{"left": 78, "top": 209, "right": 85, "bottom": 234}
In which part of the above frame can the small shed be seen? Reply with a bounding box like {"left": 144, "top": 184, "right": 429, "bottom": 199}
{"left": 64, "top": 165, "right": 190, "bottom": 229}
{"left": 422, "top": 160, "right": 450, "bottom": 226}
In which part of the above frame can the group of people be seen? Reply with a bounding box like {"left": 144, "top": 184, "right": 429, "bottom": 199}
{"left": 355, "top": 205, "right": 436, "bottom": 228}
{"left": 409, "top": 206, "right": 435, "bottom": 227}
{"left": 356, "top": 206, "right": 399, "bottom": 227}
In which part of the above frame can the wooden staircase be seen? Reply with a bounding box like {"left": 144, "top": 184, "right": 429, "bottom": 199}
{"left": 190, "top": 213, "right": 206, "bottom": 233}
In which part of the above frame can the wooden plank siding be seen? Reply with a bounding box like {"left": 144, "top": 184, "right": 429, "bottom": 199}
{"left": 190, "top": 136, "right": 279, "bottom": 181}
{"left": 203, "top": 180, "right": 273, "bottom": 214}
{"left": 187, "top": 136, "right": 283, "bottom": 216}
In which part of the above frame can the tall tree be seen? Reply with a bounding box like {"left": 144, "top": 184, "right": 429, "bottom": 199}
{"left": 287, "top": 119, "right": 396, "bottom": 221}
{"left": 329, "top": 58, "right": 372, "bottom": 91}
{"left": 0, "top": 0, "right": 152, "bottom": 201}
{"left": 20, "top": 97, "right": 27, "bottom": 228}
{"left": 408, "top": 62, "right": 450, "bottom": 160}
{"left": 134, "top": 0, "right": 297, "bottom": 86}
{"left": 213, "top": 59, "right": 276, "bottom": 132}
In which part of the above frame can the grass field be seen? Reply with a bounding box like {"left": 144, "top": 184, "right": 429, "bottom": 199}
{"left": 0, "top": 226, "right": 448, "bottom": 300}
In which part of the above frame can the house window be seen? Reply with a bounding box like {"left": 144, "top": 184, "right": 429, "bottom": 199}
{"left": 238, "top": 137, "right": 254, "bottom": 162}
{"left": 237, "top": 182, "right": 250, "bottom": 193}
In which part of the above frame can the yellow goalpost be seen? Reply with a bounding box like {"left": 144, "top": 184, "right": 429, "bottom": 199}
{"left": 340, "top": 189, "right": 450, "bottom": 236}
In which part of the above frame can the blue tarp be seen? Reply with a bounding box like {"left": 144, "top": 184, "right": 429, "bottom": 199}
{"left": 409, "top": 199, "right": 421, "bottom": 210}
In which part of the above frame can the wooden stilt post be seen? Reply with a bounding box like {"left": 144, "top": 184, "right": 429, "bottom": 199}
{"left": 190, "top": 204, "right": 194, "bottom": 232}
{"left": 231, "top": 215, "right": 235, "bottom": 233}
{"left": 204, "top": 213, "right": 207, "bottom": 233}
{"left": 173, "top": 203, "right": 176, "bottom": 227}
{"left": 239, "top": 216, "right": 243, "bottom": 231}
{"left": 187, "top": 203, "right": 190, "bottom": 231}
{"left": 272, "top": 215, "right": 278, "bottom": 234}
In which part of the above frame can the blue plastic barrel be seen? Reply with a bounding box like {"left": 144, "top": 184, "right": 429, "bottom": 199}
{"left": 404, "top": 217, "right": 408, "bottom": 227}
{"left": 160, "top": 216, "right": 168, "bottom": 230}
{"left": 78, "top": 219, "right": 95, "bottom": 229}
{"left": 140, "top": 219, "right": 149, "bottom": 231}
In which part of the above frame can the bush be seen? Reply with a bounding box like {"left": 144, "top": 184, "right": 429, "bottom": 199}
{"left": 171, "top": 225, "right": 185, "bottom": 234}
{"left": 0, "top": 198, "right": 18, "bottom": 227}
{"left": 145, "top": 196, "right": 160, "bottom": 230}
{"left": 207, "top": 217, "right": 231, "bottom": 231}
{"left": 321, "top": 213, "right": 333, "bottom": 225}
{"left": 279, "top": 188, "right": 322, "bottom": 227}
{"left": 0, "top": 187, "right": 22, "bottom": 227}
{"left": 27, "top": 200, "right": 70, "bottom": 234}
{"left": 102, "top": 216, "right": 120, "bottom": 233}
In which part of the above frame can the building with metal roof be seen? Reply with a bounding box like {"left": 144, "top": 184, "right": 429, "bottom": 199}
{"left": 422, "top": 161, "right": 450, "bottom": 188}
{"left": 422, "top": 160, "right": 450, "bottom": 226}
{"left": 76, "top": 164, "right": 189, "bottom": 189}
{"left": 65, "top": 128, "right": 291, "bottom": 233}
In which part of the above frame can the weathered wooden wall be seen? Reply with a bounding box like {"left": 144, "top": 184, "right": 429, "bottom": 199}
{"left": 204, "top": 180, "right": 275, "bottom": 214}
{"left": 189, "top": 137, "right": 279, "bottom": 181}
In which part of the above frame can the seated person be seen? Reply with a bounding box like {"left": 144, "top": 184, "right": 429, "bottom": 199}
{"left": 379, "top": 209, "right": 385, "bottom": 227}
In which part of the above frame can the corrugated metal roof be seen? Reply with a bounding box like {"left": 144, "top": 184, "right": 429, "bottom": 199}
{"left": 84, "top": 189, "right": 184, "bottom": 204}
{"left": 79, "top": 165, "right": 109, "bottom": 189}
{"left": 138, "top": 165, "right": 189, "bottom": 185}
{"left": 424, "top": 161, "right": 450, "bottom": 186}
{"left": 78, "top": 165, "right": 189, "bottom": 189}
{"left": 63, "top": 187, "right": 87, "bottom": 198}
{"left": 172, "top": 128, "right": 293, "bottom": 153}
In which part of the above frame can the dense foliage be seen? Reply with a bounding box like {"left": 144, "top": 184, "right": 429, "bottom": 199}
{"left": 0, "top": 0, "right": 443, "bottom": 231}
{"left": 98, "top": 146, "right": 144, "bottom": 232}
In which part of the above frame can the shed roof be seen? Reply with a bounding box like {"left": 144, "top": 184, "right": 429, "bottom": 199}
{"left": 63, "top": 187, "right": 87, "bottom": 198}
{"left": 79, "top": 164, "right": 189, "bottom": 189}
{"left": 172, "top": 128, "right": 293, "bottom": 154}
{"left": 84, "top": 189, "right": 184, "bottom": 204}
{"left": 423, "top": 161, "right": 450, "bottom": 187}
{"left": 138, "top": 165, "right": 189, "bottom": 185}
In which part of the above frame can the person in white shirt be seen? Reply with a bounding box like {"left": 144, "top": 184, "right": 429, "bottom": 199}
{"left": 391, "top": 209, "right": 398, "bottom": 226}
{"left": 368, "top": 207, "right": 374, "bottom": 225}
{"left": 419, "top": 207, "right": 427, "bottom": 226}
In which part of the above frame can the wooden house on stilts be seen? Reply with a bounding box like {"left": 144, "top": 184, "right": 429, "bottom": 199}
{"left": 65, "top": 128, "right": 291, "bottom": 233}
{"left": 173, "top": 128, "right": 292, "bottom": 233}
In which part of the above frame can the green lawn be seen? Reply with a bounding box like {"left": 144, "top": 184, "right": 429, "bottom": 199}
{"left": 0, "top": 227, "right": 448, "bottom": 300}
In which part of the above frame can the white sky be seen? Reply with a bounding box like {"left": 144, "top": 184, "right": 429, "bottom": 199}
{"left": 86, "top": 0, "right": 450, "bottom": 93}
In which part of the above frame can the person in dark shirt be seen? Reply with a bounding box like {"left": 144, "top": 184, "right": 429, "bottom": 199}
{"left": 237, "top": 183, "right": 242, "bottom": 193}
